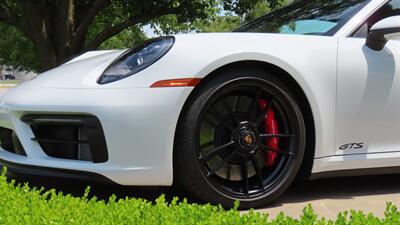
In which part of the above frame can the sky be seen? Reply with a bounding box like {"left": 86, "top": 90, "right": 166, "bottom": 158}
{"left": 143, "top": 25, "right": 157, "bottom": 38}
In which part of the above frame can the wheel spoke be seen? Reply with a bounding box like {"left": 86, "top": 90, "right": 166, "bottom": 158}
{"left": 255, "top": 97, "right": 274, "bottom": 125}
{"left": 223, "top": 124, "right": 235, "bottom": 132}
{"left": 272, "top": 149, "right": 294, "bottom": 156}
{"left": 260, "top": 134, "right": 294, "bottom": 138}
{"left": 264, "top": 157, "right": 286, "bottom": 185}
{"left": 209, "top": 108, "right": 224, "bottom": 122}
{"left": 260, "top": 145, "right": 294, "bottom": 156}
{"left": 207, "top": 151, "right": 236, "bottom": 177}
{"left": 209, "top": 108, "right": 234, "bottom": 131}
{"left": 204, "top": 116, "right": 218, "bottom": 127}
{"left": 199, "top": 141, "right": 235, "bottom": 160}
{"left": 250, "top": 156, "right": 265, "bottom": 191}
{"left": 221, "top": 96, "right": 240, "bottom": 126}
{"left": 241, "top": 156, "right": 249, "bottom": 195}
{"left": 196, "top": 81, "right": 300, "bottom": 198}
{"left": 200, "top": 141, "right": 214, "bottom": 149}
{"left": 232, "top": 96, "right": 240, "bottom": 112}
{"left": 226, "top": 164, "right": 232, "bottom": 180}
{"left": 247, "top": 87, "right": 262, "bottom": 117}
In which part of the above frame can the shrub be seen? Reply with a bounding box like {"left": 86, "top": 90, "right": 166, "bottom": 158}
{"left": 0, "top": 168, "right": 399, "bottom": 225}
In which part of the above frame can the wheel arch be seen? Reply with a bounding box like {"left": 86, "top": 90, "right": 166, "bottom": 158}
{"left": 174, "top": 60, "right": 316, "bottom": 179}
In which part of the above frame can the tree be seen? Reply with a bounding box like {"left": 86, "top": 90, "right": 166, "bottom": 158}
{"left": 151, "top": 0, "right": 291, "bottom": 35}
{"left": 0, "top": 24, "right": 39, "bottom": 71}
{"left": 0, "top": 0, "right": 281, "bottom": 72}
{"left": 0, "top": 0, "right": 279, "bottom": 70}
{"left": 0, "top": 19, "right": 146, "bottom": 72}
{"left": 244, "top": 0, "right": 291, "bottom": 22}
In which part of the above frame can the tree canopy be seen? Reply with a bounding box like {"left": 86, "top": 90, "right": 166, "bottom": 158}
{"left": 0, "top": 0, "right": 284, "bottom": 72}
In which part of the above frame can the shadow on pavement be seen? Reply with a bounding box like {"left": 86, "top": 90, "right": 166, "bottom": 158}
{"left": 271, "top": 174, "right": 400, "bottom": 207}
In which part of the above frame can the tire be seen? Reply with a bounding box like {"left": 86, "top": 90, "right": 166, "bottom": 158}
{"left": 174, "top": 67, "right": 306, "bottom": 209}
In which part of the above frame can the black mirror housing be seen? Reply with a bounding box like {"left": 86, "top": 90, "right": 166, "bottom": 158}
{"left": 366, "top": 30, "right": 389, "bottom": 51}
{"left": 365, "top": 16, "right": 400, "bottom": 51}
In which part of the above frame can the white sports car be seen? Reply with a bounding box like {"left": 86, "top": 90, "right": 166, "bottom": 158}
{"left": 0, "top": 0, "right": 399, "bottom": 209}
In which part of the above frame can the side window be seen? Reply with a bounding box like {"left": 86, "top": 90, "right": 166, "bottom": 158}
{"left": 353, "top": 0, "right": 400, "bottom": 38}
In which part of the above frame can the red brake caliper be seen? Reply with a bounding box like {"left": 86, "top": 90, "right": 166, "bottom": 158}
{"left": 258, "top": 99, "right": 279, "bottom": 167}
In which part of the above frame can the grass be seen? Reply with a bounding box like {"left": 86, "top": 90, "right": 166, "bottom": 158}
{"left": 1, "top": 168, "right": 400, "bottom": 224}
{"left": 0, "top": 80, "right": 20, "bottom": 84}
{"left": 0, "top": 80, "right": 19, "bottom": 89}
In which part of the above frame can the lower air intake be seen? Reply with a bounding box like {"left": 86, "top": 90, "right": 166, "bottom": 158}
{"left": 0, "top": 127, "right": 26, "bottom": 156}
{"left": 21, "top": 115, "right": 108, "bottom": 163}
{"left": 78, "top": 127, "right": 92, "bottom": 161}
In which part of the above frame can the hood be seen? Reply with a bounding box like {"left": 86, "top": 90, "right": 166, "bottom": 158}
{"left": 16, "top": 50, "right": 126, "bottom": 90}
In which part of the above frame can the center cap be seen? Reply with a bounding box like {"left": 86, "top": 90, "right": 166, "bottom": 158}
{"left": 237, "top": 125, "right": 258, "bottom": 152}
{"left": 244, "top": 135, "right": 253, "bottom": 145}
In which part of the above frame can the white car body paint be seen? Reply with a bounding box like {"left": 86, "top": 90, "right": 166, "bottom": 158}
{"left": 0, "top": 0, "right": 399, "bottom": 185}
{"left": 370, "top": 15, "right": 400, "bottom": 30}
{"left": 63, "top": 50, "right": 122, "bottom": 66}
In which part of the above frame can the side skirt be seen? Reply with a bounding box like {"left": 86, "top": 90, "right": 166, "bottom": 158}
{"left": 309, "top": 166, "right": 400, "bottom": 180}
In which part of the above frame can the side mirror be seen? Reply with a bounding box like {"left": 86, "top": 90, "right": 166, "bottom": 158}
{"left": 366, "top": 16, "right": 400, "bottom": 51}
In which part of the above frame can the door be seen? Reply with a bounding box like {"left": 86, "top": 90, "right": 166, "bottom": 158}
{"left": 336, "top": 0, "right": 400, "bottom": 155}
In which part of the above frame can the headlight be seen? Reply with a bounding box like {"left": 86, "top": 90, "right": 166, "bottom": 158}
{"left": 98, "top": 36, "right": 175, "bottom": 84}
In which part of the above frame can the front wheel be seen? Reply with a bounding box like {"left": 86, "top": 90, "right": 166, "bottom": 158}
{"left": 174, "top": 68, "right": 306, "bottom": 209}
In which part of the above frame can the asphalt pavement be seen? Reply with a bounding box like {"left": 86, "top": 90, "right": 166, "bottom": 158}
{"left": 256, "top": 174, "right": 400, "bottom": 219}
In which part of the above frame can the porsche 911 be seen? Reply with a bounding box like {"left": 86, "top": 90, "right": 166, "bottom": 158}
{"left": 0, "top": 0, "right": 399, "bottom": 208}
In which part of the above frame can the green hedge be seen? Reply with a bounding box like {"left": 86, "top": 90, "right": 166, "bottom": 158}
{"left": 0, "top": 169, "right": 400, "bottom": 225}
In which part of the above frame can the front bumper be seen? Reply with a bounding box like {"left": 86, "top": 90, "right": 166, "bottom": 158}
{"left": 0, "top": 85, "right": 192, "bottom": 186}
{"left": 0, "top": 156, "right": 114, "bottom": 183}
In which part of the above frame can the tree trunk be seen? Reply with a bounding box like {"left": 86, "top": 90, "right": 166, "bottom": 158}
{"left": 1, "top": 0, "right": 184, "bottom": 72}
{"left": 37, "top": 44, "right": 58, "bottom": 72}
{"left": 53, "top": 0, "right": 75, "bottom": 61}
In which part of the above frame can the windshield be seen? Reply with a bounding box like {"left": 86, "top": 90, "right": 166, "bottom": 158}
{"left": 235, "top": 0, "right": 370, "bottom": 36}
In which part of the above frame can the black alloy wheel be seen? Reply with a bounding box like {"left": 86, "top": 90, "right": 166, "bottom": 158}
{"left": 175, "top": 68, "right": 306, "bottom": 209}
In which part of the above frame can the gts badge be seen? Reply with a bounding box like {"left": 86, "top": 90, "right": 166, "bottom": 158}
{"left": 339, "top": 143, "right": 366, "bottom": 151}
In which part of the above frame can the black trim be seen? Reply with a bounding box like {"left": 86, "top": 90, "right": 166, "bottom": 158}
{"left": 11, "top": 132, "right": 26, "bottom": 156}
{"left": 366, "top": 27, "right": 400, "bottom": 51}
{"left": 349, "top": 0, "right": 391, "bottom": 37}
{"left": 371, "top": 27, "right": 400, "bottom": 35}
{"left": 21, "top": 115, "right": 109, "bottom": 163}
{"left": 316, "top": 150, "right": 400, "bottom": 159}
{"left": 31, "top": 137, "right": 89, "bottom": 144}
{"left": 21, "top": 117, "right": 85, "bottom": 126}
{"left": 0, "top": 158, "right": 114, "bottom": 183}
{"left": 309, "top": 166, "right": 400, "bottom": 180}
{"left": 0, "top": 127, "right": 26, "bottom": 156}
{"left": 83, "top": 116, "right": 108, "bottom": 163}
{"left": 234, "top": 0, "right": 370, "bottom": 36}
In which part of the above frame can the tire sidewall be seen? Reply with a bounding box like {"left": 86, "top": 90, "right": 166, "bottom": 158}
{"left": 175, "top": 68, "right": 306, "bottom": 209}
